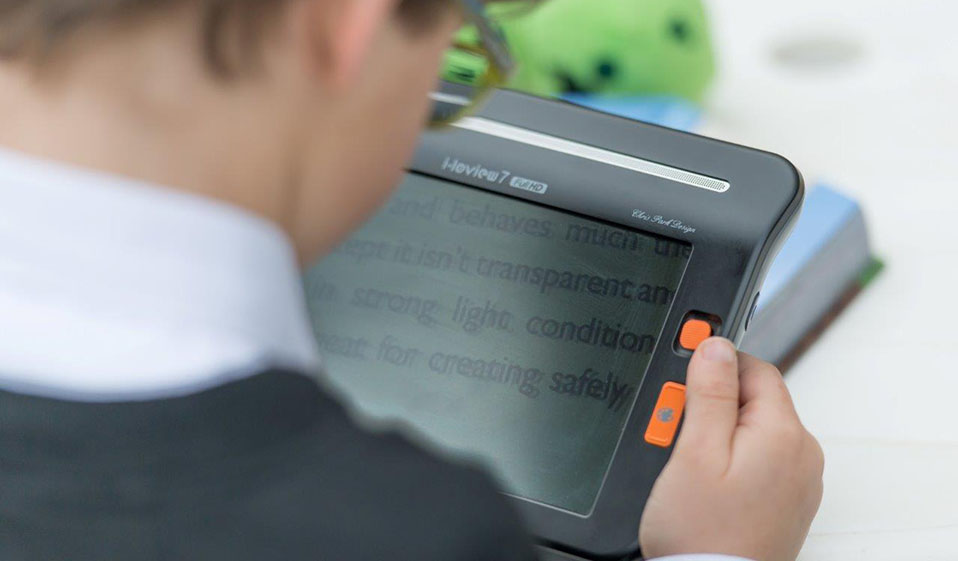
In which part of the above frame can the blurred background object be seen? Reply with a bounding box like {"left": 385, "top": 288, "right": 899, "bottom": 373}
{"left": 448, "top": 0, "right": 716, "bottom": 103}
{"left": 500, "top": 0, "right": 715, "bottom": 101}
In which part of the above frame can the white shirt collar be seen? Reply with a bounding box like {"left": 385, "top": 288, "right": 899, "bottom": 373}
{"left": 0, "top": 147, "right": 321, "bottom": 401}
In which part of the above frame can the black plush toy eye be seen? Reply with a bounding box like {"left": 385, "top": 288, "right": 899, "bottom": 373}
{"left": 597, "top": 59, "right": 618, "bottom": 80}
{"left": 669, "top": 19, "right": 691, "bottom": 43}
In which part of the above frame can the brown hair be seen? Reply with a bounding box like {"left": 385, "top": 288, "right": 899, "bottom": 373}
{"left": 0, "top": 0, "right": 472, "bottom": 75}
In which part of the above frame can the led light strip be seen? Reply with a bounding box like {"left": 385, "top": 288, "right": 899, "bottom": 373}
{"left": 452, "top": 116, "right": 731, "bottom": 194}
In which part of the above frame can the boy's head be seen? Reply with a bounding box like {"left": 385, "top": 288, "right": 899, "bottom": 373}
{"left": 0, "top": 0, "right": 483, "bottom": 261}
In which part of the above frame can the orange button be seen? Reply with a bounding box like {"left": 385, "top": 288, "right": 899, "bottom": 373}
{"left": 679, "top": 319, "right": 712, "bottom": 351}
{"left": 644, "top": 382, "right": 686, "bottom": 448}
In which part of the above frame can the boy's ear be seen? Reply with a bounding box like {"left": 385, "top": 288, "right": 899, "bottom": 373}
{"left": 297, "top": 0, "right": 401, "bottom": 91}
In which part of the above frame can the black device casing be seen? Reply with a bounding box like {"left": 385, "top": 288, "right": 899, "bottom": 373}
{"left": 409, "top": 90, "right": 804, "bottom": 559}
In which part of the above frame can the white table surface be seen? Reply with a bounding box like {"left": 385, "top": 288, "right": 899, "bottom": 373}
{"left": 698, "top": 0, "right": 958, "bottom": 558}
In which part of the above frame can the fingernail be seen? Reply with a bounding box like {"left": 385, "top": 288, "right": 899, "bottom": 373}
{"left": 701, "top": 338, "right": 736, "bottom": 363}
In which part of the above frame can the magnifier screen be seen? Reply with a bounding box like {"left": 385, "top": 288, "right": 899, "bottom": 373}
{"left": 306, "top": 173, "right": 690, "bottom": 515}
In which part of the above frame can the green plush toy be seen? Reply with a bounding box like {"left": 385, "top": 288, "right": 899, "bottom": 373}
{"left": 470, "top": 0, "right": 716, "bottom": 103}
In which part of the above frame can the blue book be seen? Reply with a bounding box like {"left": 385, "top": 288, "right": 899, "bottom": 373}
{"left": 740, "top": 185, "right": 880, "bottom": 369}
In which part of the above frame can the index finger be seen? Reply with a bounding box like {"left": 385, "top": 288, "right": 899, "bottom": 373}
{"left": 737, "top": 352, "right": 798, "bottom": 422}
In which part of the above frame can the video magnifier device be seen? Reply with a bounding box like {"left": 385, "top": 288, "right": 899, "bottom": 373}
{"left": 305, "top": 90, "right": 803, "bottom": 560}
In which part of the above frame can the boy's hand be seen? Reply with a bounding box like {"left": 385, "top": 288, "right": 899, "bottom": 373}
{"left": 639, "top": 338, "right": 824, "bottom": 561}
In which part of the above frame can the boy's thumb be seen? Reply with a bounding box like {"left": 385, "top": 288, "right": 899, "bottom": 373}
{"left": 674, "top": 337, "right": 741, "bottom": 462}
